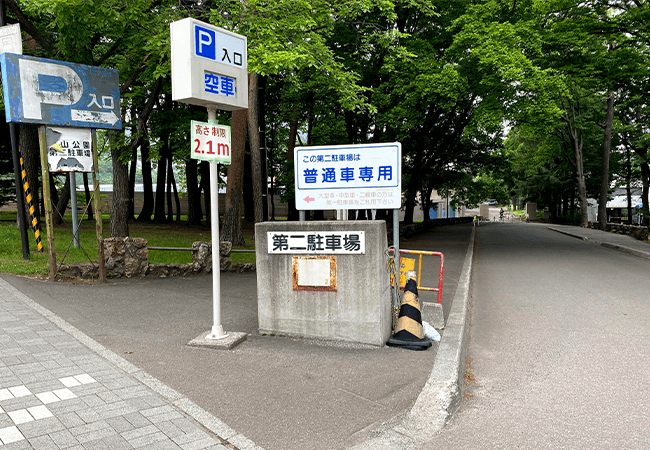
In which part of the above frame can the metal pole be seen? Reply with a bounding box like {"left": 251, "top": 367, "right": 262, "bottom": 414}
{"left": 206, "top": 107, "right": 227, "bottom": 340}
{"left": 299, "top": 210, "right": 305, "bottom": 221}
{"left": 9, "top": 125, "right": 30, "bottom": 259}
{"left": 393, "top": 208, "right": 399, "bottom": 308}
{"left": 259, "top": 75, "right": 269, "bottom": 221}
{"left": 70, "top": 172, "right": 79, "bottom": 248}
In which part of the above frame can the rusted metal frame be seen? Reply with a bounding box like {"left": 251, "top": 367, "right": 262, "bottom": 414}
{"left": 291, "top": 256, "right": 337, "bottom": 292}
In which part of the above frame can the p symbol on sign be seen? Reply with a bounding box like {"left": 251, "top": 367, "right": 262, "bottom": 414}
{"left": 195, "top": 25, "right": 216, "bottom": 60}
{"left": 19, "top": 59, "right": 83, "bottom": 121}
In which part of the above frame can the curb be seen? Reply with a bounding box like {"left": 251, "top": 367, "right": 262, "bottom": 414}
{"left": 0, "top": 277, "right": 265, "bottom": 450}
{"left": 548, "top": 226, "right": 650, "bottom": 261}
{"left": 600, "top": 242, "right": 650, "bottom": 261}
{"left": 548, "top": 227, "right": 588, "bottom": 241}
{"left": 349, "top": 226, "right": 476, "bottom": 448}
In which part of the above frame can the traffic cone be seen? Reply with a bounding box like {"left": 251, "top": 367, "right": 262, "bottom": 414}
{"left": 387, "top": 271, "right": 432, "bottom": 351}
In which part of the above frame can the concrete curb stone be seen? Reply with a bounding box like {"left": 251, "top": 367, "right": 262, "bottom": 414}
{"left": 349, "top": 226, "right": 476, "bottom": 449}
{"left": 548, "top": 226, "right": 650, "bottom": 260}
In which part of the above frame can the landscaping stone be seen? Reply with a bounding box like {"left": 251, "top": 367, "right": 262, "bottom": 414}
{"left": 56, "top": 239, "right": 249, "bottom": 280}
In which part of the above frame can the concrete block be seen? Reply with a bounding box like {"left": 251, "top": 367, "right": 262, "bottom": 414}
{"left": 187, "top": 331, "right": 247, "bottom": 350}
{"left": 526, "top": 202, "right": 536, "bottom": 221}
{"left": 256, "top": 221, "right": 392, "bottom": 346}
{"left": 478, "top": 204, "right": 490, "bottom": 219}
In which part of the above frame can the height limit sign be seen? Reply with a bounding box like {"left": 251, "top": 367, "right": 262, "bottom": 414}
{"left": 191, "top": 120, "right": 231, "bottom": 164}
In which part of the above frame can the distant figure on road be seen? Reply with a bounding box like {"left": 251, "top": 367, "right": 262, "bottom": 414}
{"left": 499, "top": 208, "right": 504, "bottom": 221}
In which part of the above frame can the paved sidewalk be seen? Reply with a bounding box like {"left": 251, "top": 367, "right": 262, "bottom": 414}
{"left": 547, "top": 224, "right": 650, "bottom": 260}
{"left": 0, "top": 279, "right": 253, "bottom": 449}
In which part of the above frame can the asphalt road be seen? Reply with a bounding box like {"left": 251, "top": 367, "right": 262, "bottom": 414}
{"left": 423, "top": 222, "right": 650, "bottom": 449}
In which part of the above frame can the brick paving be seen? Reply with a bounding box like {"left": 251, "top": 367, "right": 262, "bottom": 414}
{"left": 0, "top": 280, "right": 241, "bottom": 450}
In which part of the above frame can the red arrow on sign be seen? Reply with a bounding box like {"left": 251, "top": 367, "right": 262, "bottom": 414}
{"left": 304, "top": 195, "right": 315, "bottom": 203}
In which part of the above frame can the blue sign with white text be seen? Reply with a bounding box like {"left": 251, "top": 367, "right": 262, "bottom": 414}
{"left": 1, "top": 53, "right": 121, "bottom": 129}
{"left": 293, "top": 142, "right": 402, "bottom": 210}
{"left": 195, "top": 26, "right": 216, "bottom": 60}
{"left": 193, "top": 24, "right": 246, "bottom": 69}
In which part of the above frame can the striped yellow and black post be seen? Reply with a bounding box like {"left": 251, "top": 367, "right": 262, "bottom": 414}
{"left": 387, "top": 272, "right": 432, "bottom": 350}
{"left": 20, "top": 157, "right": 43, "bottom": 252}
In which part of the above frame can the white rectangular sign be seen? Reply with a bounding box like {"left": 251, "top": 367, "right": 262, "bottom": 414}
{"left": 45, "top": 127, "right": 94, "bottom": 172}
{"left": 268, "top": 231, "right": 365, "bottom": 254}
{"left": 191, "top": 120, "right": 231, "bottom": 164}
{"left": 0, "top": 24, "right": 22, "bottom": 55}
{"left": 170, "top": 18, "right": 248, "bottom": 111}
{"left": 294, "top": 142, "right": 401, "bottom": 210}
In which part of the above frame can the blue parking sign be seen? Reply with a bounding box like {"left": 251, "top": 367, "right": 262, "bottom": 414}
{"left": 195, "top": 25, "right": 216, "bottom": 60}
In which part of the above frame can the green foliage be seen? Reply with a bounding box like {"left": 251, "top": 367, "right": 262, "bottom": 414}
{"left": 6, "top": 0, "right": 650, "bottom": 223}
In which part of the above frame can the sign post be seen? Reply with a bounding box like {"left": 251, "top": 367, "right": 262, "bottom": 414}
{"left": 192, "top": 112, "right": 232, "bottom": 340}
{"left": 208, "top": 111, "right": 223, "bottom": 340}
{"left": 171, "top": 17, "right": 248, "bottom": 348}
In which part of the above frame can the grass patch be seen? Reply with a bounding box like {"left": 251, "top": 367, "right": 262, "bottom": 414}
{"left": 0, "top": 210, "right": 256, "bottom": 276}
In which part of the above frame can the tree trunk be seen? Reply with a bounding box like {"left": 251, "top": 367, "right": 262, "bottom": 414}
{"left": 200, "top": 161, "right": 211, "bottom": 225}
{"left": 171, "top": 173, "right": 181, "bottom": 222}
{"left": 248, "top": 73, "right": 264, "bottom": 224}
{"left": 186, "top": 158, "right": 203, "bottom": 225}
{"left": 53, "top": 175, "right": 70, "bottom": 225}
{"left": 166, "top": 145, "right": 174, "bottom": 222}
{"left": 138, "top": 139, "right": 154, "bottom": 221}
{"left": 243, "top": 153, "right": 254, "bottom": 223}
{"left": 49, "top": 173, "right": 60, "bottom": 207}
{"left": 221, "top": 109, "right": 247, "bottom": 246}
{"left": 270, "top": 175, "right": 276, "bottom": 220}
{"left": 597, "top": 91, "right": 615, "bottom": 229}
{"left": 626, "top": 146, "right": 632, "bottom": 222}
{"left": 403, "top": 150, "right": 424, "bottom": 224}
{"left": 574, "top": 135, "right": 589, "bottom": 227}
{"left": 109, "top": 77, "right": 162, "bottom": 235}
{"left": 83, "top": 173, "right": 93, "bottom": 220}
{"left": 641, "top": 162, "right": 650, "bottom": 226}
{"left": 286, "top": 118, "right": 299, "bottom": 221}
{"left": 128, "top": 146, "right": 137, "bottom": 221}
{"left": 110, "top": 144, "right": 130, "bottom": 237}
{"left": 153, "top": 150, "right": 167, "bottom": 222}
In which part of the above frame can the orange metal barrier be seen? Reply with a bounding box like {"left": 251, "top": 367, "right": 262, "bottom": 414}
{"left": 389, "top": 249, "right": 445, "bottom": 304}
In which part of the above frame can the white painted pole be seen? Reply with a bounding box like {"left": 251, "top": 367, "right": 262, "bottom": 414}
{"left": 206, "top": 107, "right": 227, "bottom": 340}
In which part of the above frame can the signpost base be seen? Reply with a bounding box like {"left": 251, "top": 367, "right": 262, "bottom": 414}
{"left": 206, "top": 325, "right": 228, "bottom": 340}
{"left": 188, "top": 330, "right": 247, "bottom": 350}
